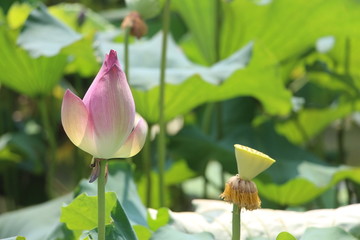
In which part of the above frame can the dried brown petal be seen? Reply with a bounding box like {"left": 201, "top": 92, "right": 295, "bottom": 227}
{"left": 220, "top": 175, "right": 261, "bottom": 210}
{"left": 89, "top": 158, "right": 108, "bottom": 183}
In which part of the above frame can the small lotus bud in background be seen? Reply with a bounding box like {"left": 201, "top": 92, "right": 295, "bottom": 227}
{"left": 76, "top": 8, "right": 86, "bottom": 28}
{"left": 125, "top": 0, "right": 161, "bottom": 20}
{"left": 121, "top": 11, "right": 148, "bottom": 39}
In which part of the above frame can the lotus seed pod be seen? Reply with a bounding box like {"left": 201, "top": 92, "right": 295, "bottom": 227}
{"left": 125, "top": 0, "right": 161, "bottom": 19}
{"left": 234, "top": 144, "right": 275, "bottom": 180}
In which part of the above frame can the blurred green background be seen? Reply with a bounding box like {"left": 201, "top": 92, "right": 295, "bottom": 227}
{"left": 1, "top": 0, "right": 360, "bottom": 223}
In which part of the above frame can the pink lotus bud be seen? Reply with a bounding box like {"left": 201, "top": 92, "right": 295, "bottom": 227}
{"left": 61, "top": 50, "right": 148, "bottom": 159}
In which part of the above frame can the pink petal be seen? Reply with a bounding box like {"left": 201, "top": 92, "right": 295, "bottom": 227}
{"left": 82, "top": 50, "right": 135, "bottom": 158}
{"left": 113, "top": 114, "right": 148, "bottom": 158}
{"left": 61, "top": 90, "right": 96, "bottom": 156}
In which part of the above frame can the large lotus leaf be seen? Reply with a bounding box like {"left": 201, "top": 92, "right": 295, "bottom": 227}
{"left": 300, "top": 227, "right": 357, "bottom": 240}
{"left": 169, "top": 125, "right": 234, "bottom": 175}
{"left": 96, "top": 32, "right": 291, "bottom": 123}
{"left": 97, "top": 32, "right": 252, "bottom": 88}
{"left": 296, "top": 70, "right": 358, "bottom": 109}
{"left": 0, "top": 26, "right": 67, "bottom": 97}
{"left": 0, "top": 194, "right": 72, "bottom": 240}
{"left": 17, "top": 4, "right": 82, "bottom": 57}
{"left": 48, "top": 3, "right": 115, "bottom": 34}
{"left": 170, "top": 122, "right": 323, "bottom": 183}
{"left": 275, "top": 79, "right": 360, "bottom": 144}
{"left": 46, "top": 4, "right": 113, "bottom": 77}
{"left": 61, "top": 192, "right": 138, "bottom": 240}
{"left": 61, "top": 34, "right": 100, "bottom": 77}
{"left": 255, "top": 165, "right": 360, "bottom": 206}
{"left": 274, "top": 57, "right": 360, "bottom": 144}
{"left": 16, "top": 3, "right": 111, "bottom": 77}
{"left": 60, "top": 192, "right": 117, "bottom": 231}
{"left": 180, "top": 32, "right": 212, "bottom": 66}
{"left": 218, "top": 0, "right": 360, "bottom": 90}
{"left": 105, "top": 198, "right": 138, "bottom": 240}
{"left": 0, "top": 161, "right": 146, "bottom": 240}
{"left": 6, "top": 2, "right": 32, "bottom": 29}
{"left": 220, "top": 0, "right": 360, "bottom": 62}
{"left": 172, "top": 0, "right": 217, "bottom": 65}
{"left": 275, "top": 103, "right": 359, "bottom": 145}
{"left": 326, "top": 37, "right": 360, "bottom": 77}
{"left": 308, "top": 57, "right": 360, "bottom": 98}
{"left": 170, "top": 200, "right": 360, "bottom": 240}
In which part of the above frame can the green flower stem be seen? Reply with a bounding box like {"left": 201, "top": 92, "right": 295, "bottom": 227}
{"left": 3, "top": 167, "right": 16, "bottom": 210}
{"left": 124, "top": 26, "right": 131, "bottom": 78}
{"left": 158, "top": 0, "right": 171, "bottom": 207}
{"left": 98, "top": 159, "right": 107, "bottom": 240}
{"left": 342, "top": 37, "right": 359, "bottom": 202}
{"left": 201, "top": 103, "right": 214, "bottom": 198}
{"left": 201, "top": 0, "right": 224, "bottom": 199}
{"left": 201, "top": 103, "right": 214, "bottom": 133}
{"left": 38, "top": 97, "right": 57, "bottom": 198}
{"left": 232, "top": 204, "right": 241, "bottom": 240}
{"left": 215, "top": 0, "right": 222, "bottom": 62}
{"left": 142, "top": 127, "right": 152, "bottom": 207}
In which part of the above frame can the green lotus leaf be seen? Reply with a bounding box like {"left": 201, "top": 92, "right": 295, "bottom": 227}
{"left": 96, "top": 32, "right": 291, "bottom": 123}
{"left": 0, "top": 26, "right": 67, "bottom": 96}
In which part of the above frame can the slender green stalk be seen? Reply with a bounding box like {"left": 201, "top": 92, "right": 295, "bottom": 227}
{"left": 203, "top": 174, "right": 208, "bottom": 199}
{"left": 157, "top": 0, "right": 171, "bottom": 207}
{"left": 142, "top": 127, "right": 152, "bottom": 207}
{"left": 232, "top": 204, "right": 241, "bottom": 240}
{"left": 341, "top": 37, "right": 358, "bottom": 203}
{"left": 216, "top": 102, "right": 226, "bottom": 188}
{"left": 98, "top": 159, "right": 107, "bottom": 240}
{"left": 38, "top": 97, "right": 57, "bottom": 198}
{"left": 337, "top": 38, "right": 349, "bottom": 166}
{"left": 201, "top": 0, "right": 224, "bottom": 198}
{"left": 215, "top": 0, "right": 222, "bottom": 62}
{"left": 200, "top": 103, "right": 214, "bottom": 198}
{"left": 201, "top": 103, "right": 214, "bottom": 133}
{"left": 124, "top": 26, "right": 131, "bottom": 78}
{"left": 3, "top": 168, "right": 16, "bottom": 210}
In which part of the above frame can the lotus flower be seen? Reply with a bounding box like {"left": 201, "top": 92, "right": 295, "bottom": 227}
{"left": 61, "top": 50, "right": 148, "bottom": 159}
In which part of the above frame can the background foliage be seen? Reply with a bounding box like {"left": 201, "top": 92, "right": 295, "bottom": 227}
{"left": 0, "top": 0, "right": 360, "bottom": 239}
